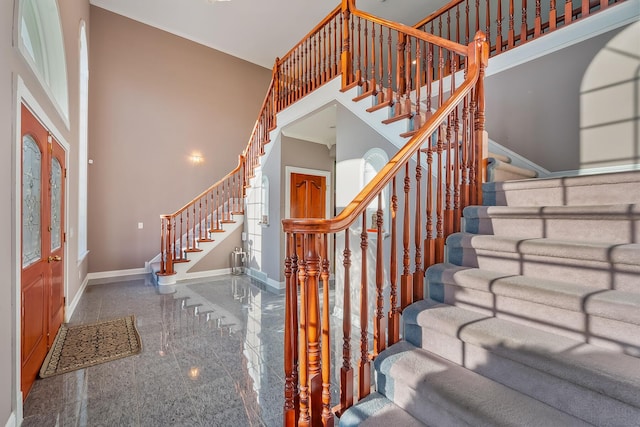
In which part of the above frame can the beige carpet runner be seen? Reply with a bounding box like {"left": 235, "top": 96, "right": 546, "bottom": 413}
{"left": 40, "top": 315, "right": 142, "bottom": 378}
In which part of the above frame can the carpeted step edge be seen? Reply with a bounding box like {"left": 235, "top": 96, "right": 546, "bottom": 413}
{"left": 426, "top": 263, "right": 640, "bottom": 325}
{"left": 338, "top": 392, "right": 428, "bottom": 427}
{"left": 374, "top": 341, "right": 591, "bottom": 427}
{"left": 446, "top": 232, "right": 640, "bottom": 266}
{"left": 403, "top": 300, "right": 640, "bottom": 408}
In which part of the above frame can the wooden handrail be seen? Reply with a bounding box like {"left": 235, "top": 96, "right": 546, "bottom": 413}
{"left": 282, "top": 34, "right": 486, "bottom": 235}
{"left": 413, "top": 0, "right": 466, "bottom": 30}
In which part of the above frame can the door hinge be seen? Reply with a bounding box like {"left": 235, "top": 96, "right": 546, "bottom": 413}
{"left": 64, "top": 168, "right": 67, "bottom": 178}
{"left": 63, "top": 232, "right": 67, "bottom": 243}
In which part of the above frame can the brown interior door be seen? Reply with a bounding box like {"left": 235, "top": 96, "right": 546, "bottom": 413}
{"left": 20, "top": 104, "right": 65, "bottom": 399}
{"left": 290, "top": 172, "right": 326, "bottom": 257}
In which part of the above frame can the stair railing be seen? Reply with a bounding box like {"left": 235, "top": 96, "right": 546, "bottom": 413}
{"left": 281, "top": 0, "right": 489, "bottom": 424}
{"left": 158, "top": 7, "right": 343, "bottom": 277}
{"left": 158, "top": 158, "right": 246, "bottom": 278}
{"left": 414, "top": 0, "right": 624, "bottom": 57}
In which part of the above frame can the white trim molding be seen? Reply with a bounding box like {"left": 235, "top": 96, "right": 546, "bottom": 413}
{"left": 66, "top": 274, "right": 88, "bottom": 322}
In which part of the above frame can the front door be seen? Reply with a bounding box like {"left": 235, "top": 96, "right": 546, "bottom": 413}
{"left": 20, "top": 104, "right": 66, "bottom": 399}
{"left": 290, "top": 172, "right": 326, "bottom": 257}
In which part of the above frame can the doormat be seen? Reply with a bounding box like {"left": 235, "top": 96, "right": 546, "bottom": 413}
{"left": 39, "top": 315, "right": 142, "bottom": 378}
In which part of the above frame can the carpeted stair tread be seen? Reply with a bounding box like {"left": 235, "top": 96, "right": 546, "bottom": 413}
{"left": 374, "top": 341, "right": 590, "bottom": 427}
{"left": 464, "top": 203, "right": 640, "bottom": 219}
{"left": 338, "top": 392, "right": 428, "bottom": 427}
{"left": 426, "top": 263, "right": 640, "bottom": 325}
{"left": 462, "top": 203, "right": 640, "bottom": 243}
{"left": 403, "top": 300, "right": 640, "bottom": 408}
{"left": 447, "top": 232, "right": 640, "bottom": 265}
{"left": 483, "top": 170, "right": 640, "bottom": 207}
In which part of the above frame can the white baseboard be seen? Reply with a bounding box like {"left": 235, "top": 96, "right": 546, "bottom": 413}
{"left": 66, "top": 275, "right": 89, "bottom": 322}
{"left": 4, "top": 412, "right": 16, "bottom": 427}
{"left": 86, "top": 267, "right": 149, "bottom": 283}
{"left": 247, "top": 268, "right": 285, "bottom": 292}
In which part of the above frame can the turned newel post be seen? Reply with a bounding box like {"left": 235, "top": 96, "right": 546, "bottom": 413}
{"left": 341, "top": 0, "right": 352, "bottom": 88}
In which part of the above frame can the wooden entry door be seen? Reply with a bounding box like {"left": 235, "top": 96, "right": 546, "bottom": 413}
{"left": 20, "top": 104, "right": 66, "bottom": 398}
{"left": 290, "top": 172, "right": 326, "bottom": 256}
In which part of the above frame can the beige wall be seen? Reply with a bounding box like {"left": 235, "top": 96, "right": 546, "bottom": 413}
{"left": 87, "top": 6, "right": 271, "bottom": 273}
{"left": 2, "top": 0, "right": 91, "bottom": 423}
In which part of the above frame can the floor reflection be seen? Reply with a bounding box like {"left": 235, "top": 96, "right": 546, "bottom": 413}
{"left": 22, "top": 274, "right": 373, "bottom": 427}
{"left": 22, "top": 275, "right": 286, "bottom": 427}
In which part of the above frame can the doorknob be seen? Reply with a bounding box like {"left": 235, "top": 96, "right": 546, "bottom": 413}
{"left": 48, "top": 255, "right": 62, "bottom": 263}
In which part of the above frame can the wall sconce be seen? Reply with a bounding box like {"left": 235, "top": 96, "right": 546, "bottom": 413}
{"left": 190, "top": 153, "right": 204, "bottom": 165}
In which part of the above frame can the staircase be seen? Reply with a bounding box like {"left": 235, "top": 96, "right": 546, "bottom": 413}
{"left": 339, "top": 170, "right": 640, "bottom": 426}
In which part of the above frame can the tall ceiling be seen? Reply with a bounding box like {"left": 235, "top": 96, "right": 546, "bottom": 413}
{"left": 89, "top": 0, "right": 448, "bottom": 69}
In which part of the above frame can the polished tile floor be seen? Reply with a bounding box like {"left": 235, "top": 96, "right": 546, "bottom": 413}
{"left": 22, "top": 274, "right": 292, "bottom": 427}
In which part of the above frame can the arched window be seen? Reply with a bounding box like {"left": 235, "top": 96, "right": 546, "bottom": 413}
{"left": 19, "top": 0, "right": 69, "bottom": 123}
{"left": 78, "top": 21, "right": 89, "bottom": 258}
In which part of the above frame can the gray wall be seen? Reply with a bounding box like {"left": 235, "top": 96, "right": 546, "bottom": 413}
{"left": 188, "top": 226, "right": 243, "bottom": 272}
{"left": 485, "top": 24, "right": 633, "bottom": 172}
{"left": 88, "top": 6, "right": 271, "bottom": 272}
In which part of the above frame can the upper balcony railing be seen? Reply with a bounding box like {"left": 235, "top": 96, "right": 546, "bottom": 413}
{"left": 414, "top": 0, "right": 624, "bottom": 57}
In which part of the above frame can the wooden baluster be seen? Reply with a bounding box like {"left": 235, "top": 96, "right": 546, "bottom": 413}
{"left": 461, "top": 95, "right": 470, "bottom": 210}
{"left": 436, "top": 125, "right": 445, "bottom": 263}
{"left": 340, "top": 230, "right": 353, "bottom": 412}
{"left": 413, "top": 150, "right": 424, "bottom": 301}
{"left": 160, "top": 219, "right": 166, "bottom": 273}
{"left": 453, "top": 108, "right": 462, "bottom": 233}
{"left": 465, "top": 0, "right": 471, "bottom": 44}
{"left": 426, "top": 43, "right": 432, "bottom": 119}
{"left": 485, "top": 0, "right": 491, "bottom": 49}
{"left": 370, "top": 23, "right": 377, "bottom": 96}
{"left": 374, "top": 194, "right": 386, "bottom": 355}
{"left": 534, "top": 0, "right": 541, "bottom": 36}
{"left": 448, "top": 9, "right": 452, "bottom": 43}
{"left": 445, "top": 115, "right": 454, "bottom": 237}
{"left": 508, "top": 0, "right": 515, "bottom": 48}
{"left": 179, "top": 215, "right": 184, "bottom": 260}
{"left": 359, "top": 213, "right": 371, "bottom": 400}
{"left": 334, "top": 14, "right": 339, "bottom": 77}
{"left": 185, "top": 208, "right": 191, "bottom": 252}
{"left": 297, "top": 235, "right": 310, "bottom": 427}
{"left": 357, "top": 17, "right": 362, "bottom": 84}
{"left": 292, "top": 234, "right": 300, "bottom": 420}
{"left": 320, "top": 235, "right": 334, "bottom": 426}
{"left": 363, "top": 20, "right": 369, "bottom": 91}
{"left": 549, "top": 0, "right": 557, "bottom": 31}
{"left": 414, "top": 41, "right": 422, "bottom": 129}
{"left": 469, "top": 93, "right": 478, "bottom": 206}
{"left": 386, "top": 28, "right": 393, "bottom": 105}
{"left": 521, "top": 0, "right": 528, "bottom": 44}
{"left": 425, "top": 144, "right": 435, "bottom": 268}
{"left": 401, "top": 162, "right": 412, "bottom": 309}
{"left": 306, "top": 234, "right": 322, "bottom": 427}
{"left": 496, "top": 0, "right": 503, "bottom": 52}
{"left": 388, "top": 178, "right": 400, "bottom": 345}
{"left": 378, "top": 24, "right": 384, "bottom": 102}
{"left": 323, "top": 25, "right": 328, "bottom": 84}
{"left": 403, "top": 37, "right": 412, "bottom": 114}
{"left": 475, "top": 0, "right": 480, "bottom": 34}
{"left": 396, "top": 34, "right": 406, "bottom": 113}
{"left": 283, "top": 234, "right": 296, "bottom": 426}
{"left": 456, "top": 4, "right": 461, "bottom": 44}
